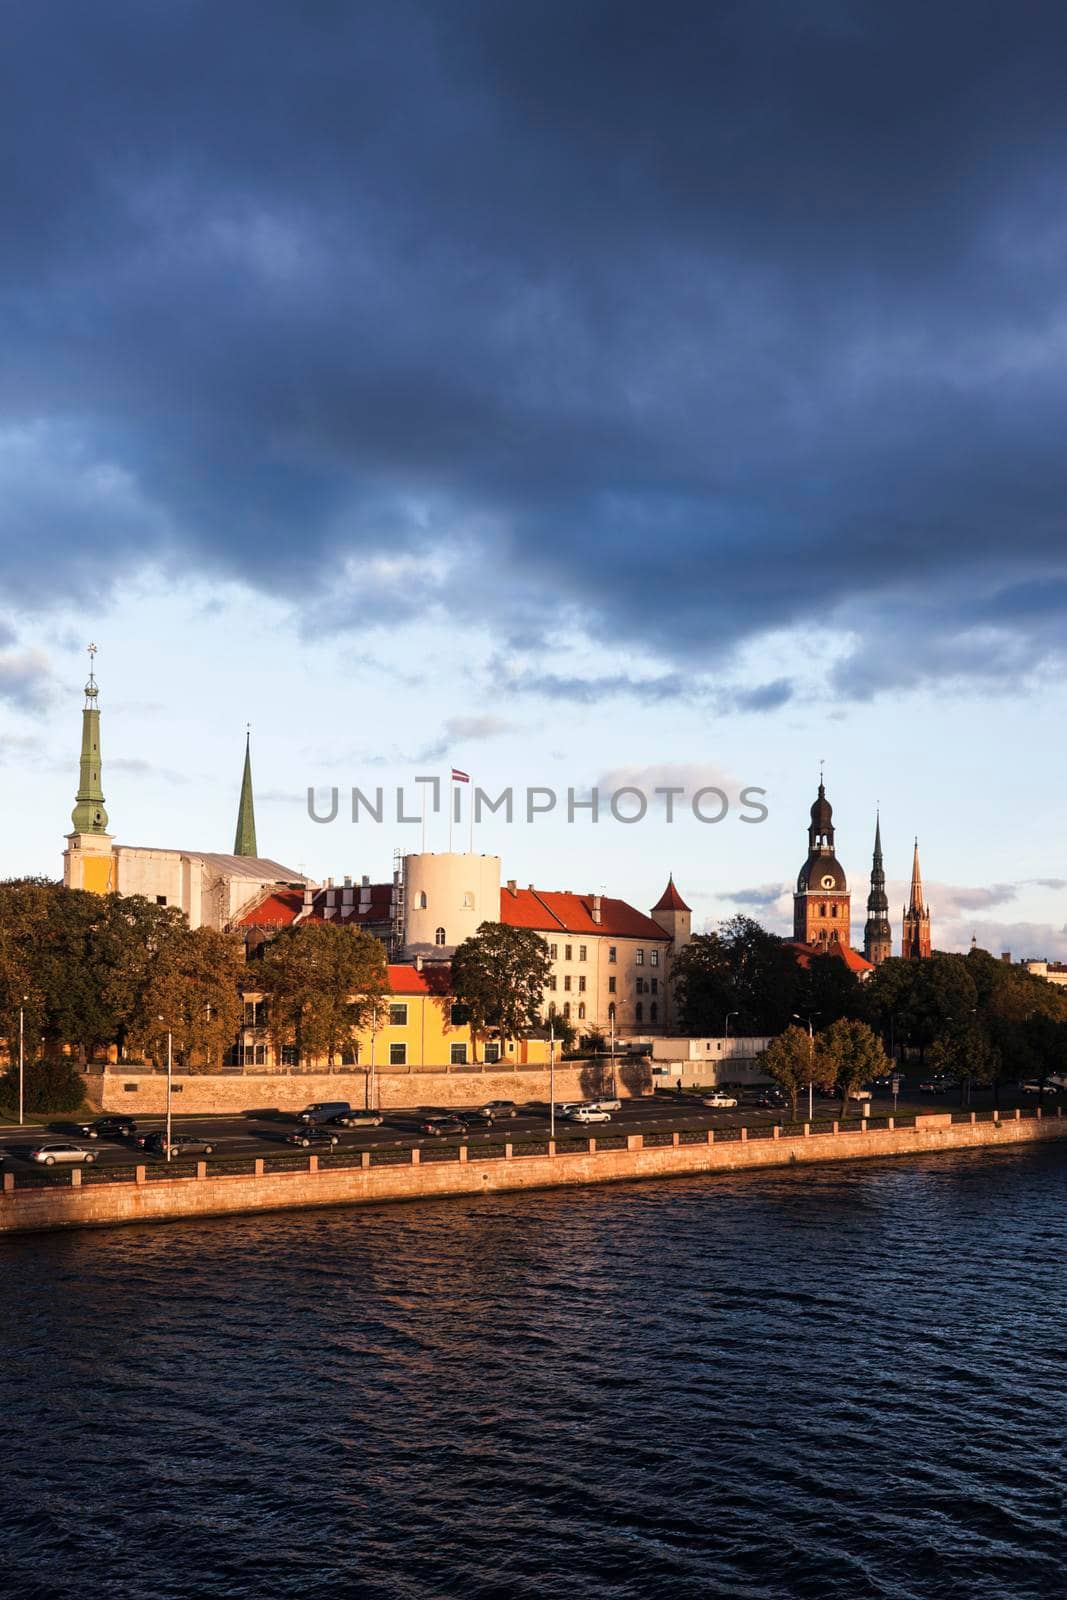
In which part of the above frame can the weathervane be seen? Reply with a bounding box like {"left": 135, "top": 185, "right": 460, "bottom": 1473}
{"left": 85, "top": 642, "right": 99, "bottom": 703}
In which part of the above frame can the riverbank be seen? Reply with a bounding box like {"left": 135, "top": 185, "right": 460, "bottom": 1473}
{"left": 2, "top": 1108, "right": 1064, "bottom": 1235}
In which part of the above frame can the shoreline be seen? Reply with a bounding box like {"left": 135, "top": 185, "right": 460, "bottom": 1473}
{"left": 2, "top": 1109, "right": 1064, "bottom": 1236}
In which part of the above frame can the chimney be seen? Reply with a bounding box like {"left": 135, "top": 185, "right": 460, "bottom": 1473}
{"left": 415, "top": 953, "right": 424, "bottom": 971}
{"left": 1001, "top": 951, "right": 1012, "bottom": 964}
{"left": 361, "top": 874, "right": 370, "bottom": 888}
{"left": 342, "top": 884, "right": 353, "bottom": 907}
{"left": 506, "top": 879, "right": 517, "bottom": 895}
{"left": 591, "top": 894, "right": 602, "bottom": 925}
{"left": 343, "top": 875, "right": 352, "bottom": 887}
{"left": 302, "top": 882, "right": 314, "bottom": 910}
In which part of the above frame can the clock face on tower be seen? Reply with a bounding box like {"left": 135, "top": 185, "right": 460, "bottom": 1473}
{"left": 821, "top": 875, "right": 836, "bottom": 889}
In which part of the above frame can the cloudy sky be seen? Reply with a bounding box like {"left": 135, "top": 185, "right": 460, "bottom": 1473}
{"left": 3, "top": 1, "right": 1066, "bottom": 956}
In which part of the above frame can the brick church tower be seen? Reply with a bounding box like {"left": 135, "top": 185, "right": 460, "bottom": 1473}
{"left": 901, "top": 839, "right": 932, "bottom": 959}
{"left": 793, "top": 779, "right": 851, "bottom": 948}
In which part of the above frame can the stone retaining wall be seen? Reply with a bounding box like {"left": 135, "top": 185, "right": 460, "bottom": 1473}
{"left": 3, "top": 1110, "right": 1064, "bottom": 1236}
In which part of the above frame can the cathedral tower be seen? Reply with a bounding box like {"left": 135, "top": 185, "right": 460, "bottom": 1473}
{"left": 793, "top": 777, "right": 851, "bottom": 947}
{"left": 901, "top": 839, "right": 932, "bottom": 959}
{"left": 63, "top": 644, "right": 115, "bottom": 894}
{"left": 863, "top": 814, "right": 892, "bottom": 966}
{"left": 233, "top": 729, "right": 258, "bottom": 857}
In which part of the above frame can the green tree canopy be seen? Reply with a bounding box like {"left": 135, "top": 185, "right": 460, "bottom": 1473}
{"left": 450, "top": 922, "right": 552, "bottom": 1061}
{"left": 761, "top": 1024, "right": 820, "bottom": 1119}
{"left": 258, "top": 920, "right": 389, "bottom": 1066}
{"left": 672, "top": 917, "right": 802, "bottom": 1035}
{"left": 818, "top": 1017, "right": 889, "bottom": 1117}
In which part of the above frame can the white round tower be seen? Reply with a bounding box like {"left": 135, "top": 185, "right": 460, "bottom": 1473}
{"left": 402, "top": 852, "right": 502, "bottom": 959}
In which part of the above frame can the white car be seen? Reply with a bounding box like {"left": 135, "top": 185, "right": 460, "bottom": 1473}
{"left": 702, "top": 1093, "right": 738, "bottom": 1109}
{"left": 563, "top": 1107, "right": 612, "bottom": 1124}
{"left": 30, "top": 1142, "right": 97, "bottom": 1167}
{"left": 585, "top": 1097, "right": 621, "bottom": 1112}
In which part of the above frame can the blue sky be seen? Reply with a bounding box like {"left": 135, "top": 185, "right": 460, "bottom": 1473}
{"left": 2, "top": 2, "right": 1066, "bottom": 957}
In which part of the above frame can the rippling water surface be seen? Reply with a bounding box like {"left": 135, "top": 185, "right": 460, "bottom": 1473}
{"left": 1, "top": 1146, "right": 1064, "bottom": 1599}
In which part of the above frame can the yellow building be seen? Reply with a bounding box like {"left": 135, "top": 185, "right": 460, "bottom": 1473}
{"left": 237, "top": 963, "right": 551, "bottom": 1072}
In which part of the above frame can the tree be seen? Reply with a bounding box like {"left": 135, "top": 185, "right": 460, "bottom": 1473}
{"left": 259, "top": 922, "right": 389, "bottom": 1066}
{"left": 926, "top": 1022, "right": 1001, "bottom": 1104}
{"left": 818, "top": 1018, "right": 889, "bottom": 1119}
{"left": 761, "top": 1024, "right": 819, "bottom": 1119}
{"left": 672, "top": 917, "right": 801, "bottom": 1036}
{"left": 450, "top": 922, "right": 552, "bottom": 1062}
{"left": 0, "top": 1056, "right": 86, "bottom": 1116}
{"left": 132, "top": 926, "right": 245, "bottom": 1071}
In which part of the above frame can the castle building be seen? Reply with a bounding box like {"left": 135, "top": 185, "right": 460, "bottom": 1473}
{"left": 863, "top": 814, "right": 893, "bottom": 966}
{"left": 793, "top": 779, "right": 851, "bottom": 948}
{"left": 62, "top": 649, "right": 306, "bottom": 927}
{"left": 901, "top": 839, "right": 933, "bottom": 959}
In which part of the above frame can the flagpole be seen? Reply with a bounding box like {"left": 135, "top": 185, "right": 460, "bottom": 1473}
{"left": 469, "top": 776, "right": 474, "bottom": 853}
{"left": 448, "top": 778, "right": 454, "bottom": 851}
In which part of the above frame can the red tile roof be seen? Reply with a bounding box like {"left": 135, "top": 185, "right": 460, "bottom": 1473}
{"left": 499, "top": 887, "right": 670, "bottom": 941}
{"left": 236, "top": 883, "right": 394, "bottom": 929}
{"left": 238, "top": 889, "right": 303, "bottom": 927}
{"left": 786, "top": 939, "right": 874, "bottom": 976}
{"left": 651, "top": 875, "right": 691, "bottom": 913}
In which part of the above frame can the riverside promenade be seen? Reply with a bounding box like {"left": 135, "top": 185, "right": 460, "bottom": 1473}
{"left": 2, "top": 1108, "right": 1064, "bottom": 1235}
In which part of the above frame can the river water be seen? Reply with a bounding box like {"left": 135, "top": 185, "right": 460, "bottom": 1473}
{"left": 1, "top": 1145, "right": 1063, "bottom": 1599}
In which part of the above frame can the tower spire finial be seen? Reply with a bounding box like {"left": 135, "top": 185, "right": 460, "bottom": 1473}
{"left": 233, "top": 728, "right": 258, "bottom": 857}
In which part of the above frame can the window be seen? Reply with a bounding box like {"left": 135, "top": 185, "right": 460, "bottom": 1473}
{"left": 578, "top": 1003, "right": 586, "bottom": 1020}
{"left": 548, "top": 1002, "right": 556, "bottom": 1020}
{"left": 608, "top": 976, "right": 616, "bottom": 994}
{"left": 549, "top": 943, "right": 558, "bottom": 959}
{"left": 565, "top": 943, "right": 572, "bottom": 961}
{"left": 608, "top": 946, "right": 617, "bottom": 963}
{"left": 547, "top": 975, "right": 557, "bottom": 991}
{"left": 564, "top": 976, "right": 572, "bottom": 992}
{"left": 635, "top": 1002, "right": 644, "bottom": 1023}
{"left": 635, "top": 977, "right": 644, "bottom": 994}
{"left": 281, "top": 1045, "right": 299, "bottom": 1067}
{"left": 650, "top": 950, "right": 660, "bottom": 968}
{"left": 608, "top": 1001, "right": 616, "bottom": 1021}
{"left": 636, "top": 949, "right": 645, "bottom": 966}
{"left": 650, "top": 1002, "right": 658, "bottom": 1023}
{"left": 563, "top": 1003, "right": 571, "bottom": 1019}
{"left": 254, "top": 1044, "right": 266, "bottom": 1065}
{"left": 463, "top": 892, "right": 474, "bottom": 909}
{"left": 243, "top": 1000, "right": 266, "bottom": 1028}
{"left": 578, "top": 944, "right": 587, "bottom": 961}
{"left": 450, "top": 1043, "right": 468, "bottom": 1065}
{"left": 651, "top": 977, "right": 658, "bottom": 995}
{"left": 435, "top": 926, "right": 446, "bottom": 946}
{"left": 389, "top": 1003, "right": 408, "bottom": 1027}
{"left": 450, "top": 1002, "right": 469, "bottom": 1026}
{"left": 389, "top": 1042, "right": 407, "bottom": 1065}
{"left": 485, "top": 1042, "right": 501, "bottom": 1064}
{"left": 820, "top": 904, "right": 827, "bottom": 917}
{"left": 156, "top": 895, "right": 167, "bottom": 906}
{"left": 578, "top": 975, "right": 586, "bottom": 993}
{"left": 831, "top": 904, "right": 838, "bottom": 918}
{"left": 415, "top": 891, "right": 428, "bottom": 909}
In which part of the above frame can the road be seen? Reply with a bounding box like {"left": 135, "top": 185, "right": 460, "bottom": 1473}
{"left": 0, "top": 1084, "right": 1057, "bottom": 1173}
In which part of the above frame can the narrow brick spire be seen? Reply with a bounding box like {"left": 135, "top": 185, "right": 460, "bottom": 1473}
{"left": 233, "top": 728, "right": 258, "bottom": 857}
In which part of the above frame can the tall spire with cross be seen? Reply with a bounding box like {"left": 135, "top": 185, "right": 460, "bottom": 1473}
{"left": 233, "top": 726, "right": 258, "bottom": 857}
{"left": 901, "top": 837, "right": 932, "bottom": 958}
{"left": 71, "top": 643, "right": 109, "bottom": 834}
{"left": 863, "top": 811, "right": 892, "bottom": 966}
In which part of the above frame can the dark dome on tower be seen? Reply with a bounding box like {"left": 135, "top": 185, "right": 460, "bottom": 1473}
{"left": 796, "top": 855, "right": 848, "bottom": 894}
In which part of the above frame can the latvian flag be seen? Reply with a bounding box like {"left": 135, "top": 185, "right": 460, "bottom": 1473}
{"left": 452, "top": 768, "right": 470, "bottom": 783}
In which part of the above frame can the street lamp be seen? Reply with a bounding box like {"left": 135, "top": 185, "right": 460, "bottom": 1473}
{"left": 549, "top": 1017, "right": 556, "bottom": 1143}
{"left": 158, "top": 1016, "right": 173, "bottom": 1161}
{"left": 793, "top": 1012, "right": 819, "bottom": 1120}
{"left": 18, "top": 995, "right": 27, "bottom": 1127}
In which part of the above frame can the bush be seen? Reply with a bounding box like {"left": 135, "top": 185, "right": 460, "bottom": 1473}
{"left": 0, "top": 1056, "right": 86, "bottom": 1115}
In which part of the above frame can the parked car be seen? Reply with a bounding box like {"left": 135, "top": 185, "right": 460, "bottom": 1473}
{"left": 562, "top": 1107, "right": 612, "bottom": 1123}
{"left": 702, "top": 1093, "right": 738, "bottom": 1108}
{"left": 330, "top": 1110, "right": 384, "bottom": 1128}
{"left": 420, "top": 1116, "right": 469, "bottom": 1136}
{"left": 75, "top": 1115, "right": 137, "bottom": 1140}
{"left": 919, "top": 1076, "right": 954, "bottom": 1093}
{"left": 1019, "top": 1081, "right": 1045, "bottom": 1094}
{"left": 142, "top": 1132, "right": 217, "bottom": 1156}
{"left": 286, "top": 1126, "right": 340, "bottom": 1148}
{"left": 585, "top": 1097, "right": 622, "bottom": 1112}
{"left": 296, "top": 1101, "right": 352, "bottom": 1125}
{"left": 481, "top": 1100, "right": 518, "bottom": 1118}
{"left": 30, "top": 1142, "right": 97, "bottom": 1166}
{"left": 747, "top": 1089, "right": 787, "bottom": 1109}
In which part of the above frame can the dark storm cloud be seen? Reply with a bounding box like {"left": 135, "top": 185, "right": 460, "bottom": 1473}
{"left": 4, "top": 1, "right": 1067, "bottom": 695}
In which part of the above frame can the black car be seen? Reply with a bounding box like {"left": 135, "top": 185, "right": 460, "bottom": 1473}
{"left": 286, "top": 1126, "right": 340, "bottom": 1148}
{"left": 296, "top": 1101, "right": 352, "bottom": 1125}
{"left": 76, "top": 1115, "right": 138, "bottom": 1140}
{"left": 420, "top": 1116, "right": 468, "bottom": 1137}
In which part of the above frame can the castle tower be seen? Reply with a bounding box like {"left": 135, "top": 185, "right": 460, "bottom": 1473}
{"left": 233, "top": 729, "right": 258, "bottom": 857}
{"left": 651, "top": 874, "right": 692, "bottom": 948}
{"left": 794, "top": 776, "right": 851, "bottom": 947}
{"left": 863, "top": 814, "right": 893, "bottom": 966}
{"left": 901, "top": 838, "right": 932, "bottom": 959}
{"left": 63, "top": 644, "right": 115, "bottom": 894}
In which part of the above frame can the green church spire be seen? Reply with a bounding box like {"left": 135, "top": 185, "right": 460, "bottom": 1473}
{"left": 233, "top": 728, "right": 258, "bottom": 856}
{"left": 71, "top": 643, "right": 109, "bottom": 834}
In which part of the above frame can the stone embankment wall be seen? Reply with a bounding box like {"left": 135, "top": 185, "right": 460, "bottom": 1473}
{"left": 87, "top": 1062, "right": 650, "bottom": 1115}
{"left": 3, "top": 1111, "right": 1064, "bottom": 1236}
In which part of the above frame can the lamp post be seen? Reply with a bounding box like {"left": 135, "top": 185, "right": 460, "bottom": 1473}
{"left": 158, "top": 1016, "right": 173, "bottom": 1161}
{"left": 550, "top": 1017, "right": 559, "bottom": 1145}
{"left": 609, "top": 1008, "right": 616, "bottom": 1096}
{"left": 18, "top": 996, "right": 27, "bottom": 1127}
{"left": 794, "top": 1012, "right": 818, "bottom": 1120}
